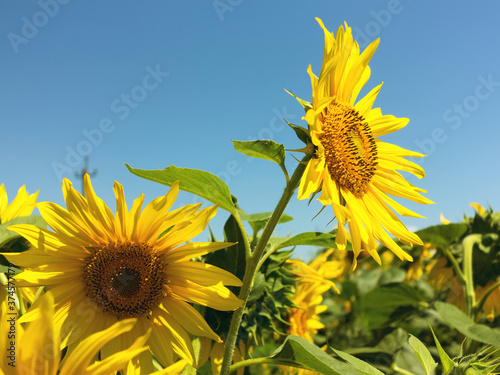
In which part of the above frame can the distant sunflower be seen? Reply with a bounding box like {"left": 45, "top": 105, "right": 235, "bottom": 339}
{"left": 4, "top": 175, "right": 243, "bottom": 371}
{"left": 288, "top": 249, "right": 340, "bottom": 342}
{"left": 296, "top": 19, "right": 433, "bottom": 265}
{"left": 0, "top": 184, "right": 39, "bottom": 308}
{"left": 0, "top": 184, "right": 38, "bottom": 224}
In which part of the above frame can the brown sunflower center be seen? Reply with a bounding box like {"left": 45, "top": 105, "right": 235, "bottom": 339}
{"left": 319, "top": 99, "right": 378, "bottom": 197}
{"left": 82, "top": 242, "right": 168, "bottom": 318}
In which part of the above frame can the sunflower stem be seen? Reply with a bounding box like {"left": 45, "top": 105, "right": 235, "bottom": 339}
{"left": 473, "top": 280, "right": 500, "bottom": 322}
{"left": 220, "top": 155, "right": 309, "bottom": 375}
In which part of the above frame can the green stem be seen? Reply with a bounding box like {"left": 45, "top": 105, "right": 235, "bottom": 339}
{"left": 219, "top": 155, "right": 309, "bottom": 375}
{"left": 442, "top": 246, "right": 465, "bottom": 285}
{"left": 462, "top": 235, "right": 477, "bottom": 318}
{"left": 473, "top": 279, "right": 500, "bottom": 321}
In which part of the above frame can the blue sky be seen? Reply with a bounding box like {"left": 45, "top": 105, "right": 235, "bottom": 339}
{"left": 2, "top": 1, "right": 500, "bottom": 259}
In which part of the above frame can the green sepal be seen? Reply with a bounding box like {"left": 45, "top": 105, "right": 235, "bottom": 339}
{"left": 285, "top": 89, "right": 313, "bottom": 112}
{"left": 285, "top": 119, "right": 311, "bottom": 146}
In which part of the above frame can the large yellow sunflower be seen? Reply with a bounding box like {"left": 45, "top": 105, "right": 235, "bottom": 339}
{"left": 3, "top": 175, "right": 243, "bottom": 372}
{"left": 296, "top": 18, "right": 433, "bottom": 265}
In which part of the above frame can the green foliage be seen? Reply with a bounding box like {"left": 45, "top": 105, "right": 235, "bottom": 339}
{"left": 239, "top": 249, "right": 297, "bottom": 342}
{"left": 0, "top": 215, "right": 46, "bottom": 267}
{"left": 272, "top": 231, "right": 340, "bottom": 252}
{"left": 435, "top": 302, "right": 500, "bottom": 347}
{"left": 0, "top": 215, "right": 46, "bottom": 248}
{"left": 358, "top": 284, "right": 426, "bottom": 330}
{"left": 415, "top": 223, "right": 468, "bottom": 249}
{"left": 271, "top": 335, "right": 367, "bottom": 375}
{"left": 125, "top": 164, "right": 237, "bottom": 214}
{"left": 408, "top": 334, "right": 437, "bottom": 375}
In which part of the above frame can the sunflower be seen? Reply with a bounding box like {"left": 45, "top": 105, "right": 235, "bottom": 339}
{"left": 296, "top": 19, "right": 433, "bottom": 265}
{"left": 0, "top": 288, "right": 150, "bottom": 375}
{"left": 0, "top": 184, "right": 38, "bottom": 224}
{"left": 0, "top": 184, "right": 40, "bottom": 309}
{"left": 3, "top": 175, "right": 243, "bottom": 372}
{"left": 287, "top": 249, "right": 340, "bottom": 343}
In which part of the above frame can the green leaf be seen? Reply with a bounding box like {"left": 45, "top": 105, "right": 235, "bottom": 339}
{"left": 429, "top": 325, "right": 455, "bottom": 374}
{"left": 125, "top": 164, "right": 236, "bottom": 215}
{"left": 237, "top": 210, "right": 293, "bottom": 224}
{"left": 272, "top": 335, "right": 365, "bottom": 375}
{"left": 408, "top": 335, "right": 437, "bottom": 375}
{"left": 0, "top": 215, "right": 46, "bottom": 248}
{"left": 0, "top": 264, "right": 21, "bottom": 276}
{"left": 331, "top": 348, "right": 385, "bottom": 375}
{"left": 205, "top": 215, "right": 246, "bottom": 283}
{"left": 273, "top": 232, "right": 338, "bottom": 251}
{"left": 232, "top": 140, "right": 286, "bottom": 169}
{"left": 247, "top": 271, "right": 266, "bottom": 303}
{"left": 415, "top": 223, "right": 468, "bottom": 249}
{"left": 435, "top": 301, "right": 500, "bottom": 346}
{"left": 358, "top": 284, "right": 423, "bottom": 329}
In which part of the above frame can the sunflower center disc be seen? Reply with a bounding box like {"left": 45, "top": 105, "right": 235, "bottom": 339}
{"left": 83, "top": 242, "right": 168, "bottom": 318}
{"left": 320, "top": 99, "right": 378, "bottom": 197}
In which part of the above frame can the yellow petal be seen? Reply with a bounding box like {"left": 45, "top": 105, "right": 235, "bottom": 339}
{"left": 354, "top": 82, "right": 383, "bottom": 117}
{"left": 470, "top": 202, "right": 485, "bottom": 215}
{"left": 60, "top": 318, "right": 147, "bottom": 375}
{"left": 152, "top": 308, "right": 195, "bottom": 365}
{"left": 37, "top": 201, "right": 94, "bottom": 246}
{"left": 19, "top": 292, "right": 59, "bottom": 375}
{"left": 166, "top": 261, "right": 242, "bottom": 287}
{"left": 169, "top": 281, "right": 243, "bottom": 311}
{"left": 440, "top": 213, "right": 450, "bottom": 225}
{"left": 162, "top": 242, "right": 235, "bottom": 263}
{"left": 298, "top": 158, "right": 324, "bottom": 200}
{"left": 160, "top": 298, "right": 220, "bottom": 342}
{"left": 136, "top": 181, "right": 179, "bottom": 244}
{"left": 7, "top": 224, "right": 87, "bottom": 258}
{"left": 83, "top": 174, "right": 116, "bottom": 238}
{"left": 366, "top": 109, "right": 409, "bottom": 137}
{"left": 160, "top": 205, "right": 218, "bottom": 248}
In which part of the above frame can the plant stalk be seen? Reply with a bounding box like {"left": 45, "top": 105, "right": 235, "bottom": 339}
{"left": 219, "top": 156, "right": 309, "bottom": 375}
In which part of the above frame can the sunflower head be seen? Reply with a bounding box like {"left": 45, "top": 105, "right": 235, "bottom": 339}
{"left": 4, "top": 174, "right": 243, "bottom": 367}
{"left": 294, "top": 18, "right": 433, "bottom": 266}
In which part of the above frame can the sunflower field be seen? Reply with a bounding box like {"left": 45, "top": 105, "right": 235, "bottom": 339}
{"left": 1, "top": 17, "right": 499, "bottom": 375}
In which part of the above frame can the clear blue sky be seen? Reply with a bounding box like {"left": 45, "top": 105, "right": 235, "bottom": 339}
{"left": 2, "top": 1, "right": 500, "bottom": 259}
